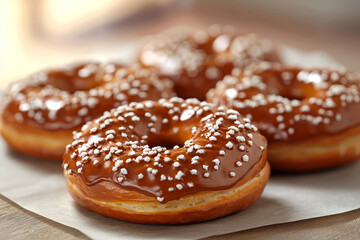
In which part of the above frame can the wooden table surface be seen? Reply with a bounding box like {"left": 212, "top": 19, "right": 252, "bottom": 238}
{"left": 1, "top": 2, "right": 360, "bottom": 239}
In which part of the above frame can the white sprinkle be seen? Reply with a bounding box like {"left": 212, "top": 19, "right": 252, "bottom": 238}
{"left": 138, "top": 173, "right": 144, "bottom": 179}
{"left": 244, "top": 123, "right": 252, "bottom": 129}
{"left": 236, "top": 136, "right": 245, "bottom": 142}
{"left": 175, "top": 171, "right": 184, "bottom": 180}
{"left": 219, "top": 150, "right": 225, "bottom": 156}
{"left": 196, "top": 109, "right": 203, "bottom": 116}
{"left": 145, "top": 101, "right": 154, "bottom": 108}
{"left": 78, "top": 107, "right": 88, "bottom": 116}
{"left": 120, "top": 168, "right": 128, "bottom": 175}
{"left": 106, "top": 130, "right": 116, "bottom": 135}
{"left": 226, "top": 141, "right": 233, "bottom": 149}
{"left": 190, "top": 169, "right": 198, "bottom": 175}
{"left": 176, "top": 184, "right": 183, "bottom": 190}
{"left": 177, "top": 154, "right": 185, "bottom": 160}
{"left": 269, "top": 108, "right": 277, "bottom": 114}
{"left": 209, "top": 136, "right": 217, "bottom": 142}
{"left": 187, "top": 182, "right": 194, "bottom": 188}
{"left": 105, "top": 153, "right": 112, "bottom": 160}
{"left": 212, "top": 159, "right": 220, "bottom": 165}
{"left": 157, "top": 197, "right": 164, "bottom": 202}
{"left": 236, "top": 161, "right": 242, "bottom": 167}
{"left": 276, "top": 115, "right": 284, "bottom": 122}
{"left": 300, "top": 105, "right": 310, "bottom": 112}
{"left": 90, "top": 127, "right": 98, "bottom": 133}
{"left": 197, "top": 149, "right": 205, "bottom": 154}
{"left": 106, "top": 134, "right": 115, "bottom": 140}
{"left": 228, "top": 114, "right": 238, "bottom": 120}
{"left": 128, "top": 150, "right": 136, "bottom": 157}
{"left": 14, "top": 113, "right": 24, "bottom": 123}
{"left": 335, "top": 113, "right": 342, "bottom": 121}
{"left": 173, "top": 162, "right": 180, "bottom": 167}
{"left": 242, "top": 155, "right": 249, "bottom": 162}
{"left": 288, "top": 128, "right": 295, "bottom": 135}
{"left": 229, "top": 171, "right": 236, "bottom": 177}
{"left": 131, "top": 116, "right": 140, "bottom": 121}
{"left": 191, "top": 157, "right": 199, "bottom": 165}
{"left": 203, "top": 172, "right": 210, "bottom": 178}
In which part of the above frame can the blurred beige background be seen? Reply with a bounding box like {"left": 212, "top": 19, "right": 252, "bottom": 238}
{"left": 1, "top": 0, "right": 360, "bottom": 89}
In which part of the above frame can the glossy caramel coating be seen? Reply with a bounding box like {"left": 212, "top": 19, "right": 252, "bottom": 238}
{"left": 139, "top": 25, "right": 280, "bottom": 100}
{"left": 0, "top": 63, "right": 175, "bottom": 160}
{"left": 208, "top": 62, "right": 360, "bottom": 171}
{"left": 63, "top": 97, "right": 267, "bottom": 206}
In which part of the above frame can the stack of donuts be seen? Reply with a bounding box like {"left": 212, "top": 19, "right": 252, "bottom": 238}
{"left": 1, "top": 25, "right": 359, "bottom": 224}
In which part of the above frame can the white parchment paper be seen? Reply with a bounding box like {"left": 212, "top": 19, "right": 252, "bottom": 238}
{"left": 1, "top": 46, "right": 359, "bottom": 240}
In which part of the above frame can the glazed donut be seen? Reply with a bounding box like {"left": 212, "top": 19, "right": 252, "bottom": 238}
{"left": 0, "top": 63, "right": 174, "bottom": 160}
{"left": 208, "top": 62, "right": 360, "bottom": 172}
{"left": 139, "top": 25, "right": 280, "bottom": 100}
{"left": 63, "top": 97, "right": 269, "bottom": 224}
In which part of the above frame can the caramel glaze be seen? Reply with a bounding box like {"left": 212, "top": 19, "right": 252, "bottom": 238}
{"left": 208, "top": 62, "right": 360, "bottom": 142}
{"left": 63, "top": 98, "right": 267, "bottom": 203}
{"left": 139, "top": 25, "right": 280, "bottom": 100}
{"left": 0, "top": 63, "right": 175, "bottom": 131}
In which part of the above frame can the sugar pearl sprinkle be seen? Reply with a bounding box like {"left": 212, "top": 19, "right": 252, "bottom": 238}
{"left": 208, "top": 62, "right": 360, "bottom": 141}
{"left": 64, "top": 98, "right": 266, "bottom": 203}
{"left": 3, "top": 62, "right": 175, "bottom": 129}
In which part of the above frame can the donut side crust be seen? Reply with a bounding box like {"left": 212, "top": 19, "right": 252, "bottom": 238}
{"left": 0, "top": 118, "right": 72, "bottom": 160}
{"left": 268, "top": 124, "right": 360, "bottom": 172}
{"left": 64, "top": 154, "right": 270, "bottom": 224}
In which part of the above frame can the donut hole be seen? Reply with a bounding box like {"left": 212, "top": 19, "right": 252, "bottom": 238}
{"left": 147, "top": 134, "right": 184, "bottom": 149}
{"left": 47, "top": 75, "right": 102, "bottom": 93}
{"left": 277, "top": 91, "right": 305, "bottom": 101}
{"left": 46, "top": 64, "right": 104, "bottom": 93}
{"left": 265, "top": 79, "right": 318, "bottom": 101}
